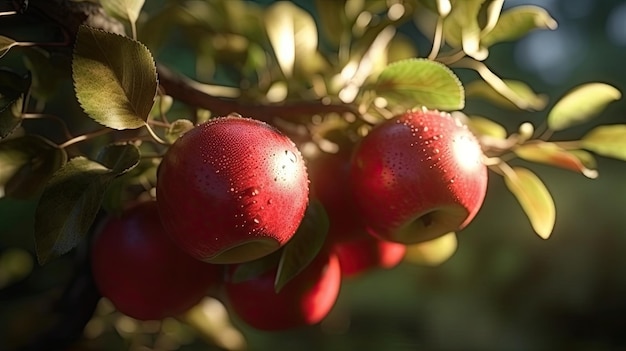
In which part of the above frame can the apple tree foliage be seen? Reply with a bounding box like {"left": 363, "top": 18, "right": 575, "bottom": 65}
{"left": 0, "top": 0, "right": 624, "bottom": 349}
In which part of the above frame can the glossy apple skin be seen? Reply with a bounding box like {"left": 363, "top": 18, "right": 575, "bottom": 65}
{"left": 224, "top": 251, "right": 341, "bottom": 331}
{"left": 350, "top": 110, "right": 488, "bottom": 244}
{"left": 308, "top": 147, "right": 365, "bottom": 245}
{"left": 156, "top": 116, "right": 309, "bottom": 264}
{"left": 91, "top": 201, "right": 221, "bottom": 321}
{"left": 333, "top": 235, "right": 406, "bottom": 277}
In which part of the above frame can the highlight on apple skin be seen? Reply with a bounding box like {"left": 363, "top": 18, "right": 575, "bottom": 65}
{"left": 156, "top": 116, "right": 310, "bottom": 264}
{"left": 90, "top": 201, "right": 221, "bottom": 321}
{"left": 223, "top": 251, "right": 341, "bottom": 331}
{"left": 350, "top": 109, "right": 488, "bottom": 244}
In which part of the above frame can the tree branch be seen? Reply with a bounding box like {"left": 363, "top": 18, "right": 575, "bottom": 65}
{"left": 156, "top": 65, "right": 359, "bottom": 122}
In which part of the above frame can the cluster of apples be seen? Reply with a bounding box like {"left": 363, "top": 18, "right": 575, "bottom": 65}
{"left": 91, "top": 110, "right": 488, "bottom": 330}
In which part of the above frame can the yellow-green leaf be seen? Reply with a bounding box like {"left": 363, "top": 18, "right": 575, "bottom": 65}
{"left": 101, "top": 0, "right": 145, "bottom": 24}
{"left": 467, "top": 115, "right": 507, "bottom": 139}
{"left": 482, "top": 5, "right": 557, "bottom": 47}
{"left": 0, "top": 36, "right": 18, "bottom": 58}
{"left": 515, "top": 142, "right": 598, "bottom": 179}
{"left": 582, "top": 124, "right": 626, "bottom": 161}
{"left": 72, "top": 25, "right": 157, "bottom": 130}
{"left": 503, "top": 166, "right": 555, "bottom": 239}
{"left": 375, "top": 58, "right": 464, "bottom": 111}
{"left": 264, "top": 1, "right": 318, "bottom": 78}
{"left": 465, "top": 79, "right": 547, "bottom": 111}
{"left": 442, "top": 0, "right": 486, "bottom": 59}
{"left": 404, "top": 232, "right": 457, "bottom": 266}
{"left": 548, "top": 83, "right": 621, "bottom": 131}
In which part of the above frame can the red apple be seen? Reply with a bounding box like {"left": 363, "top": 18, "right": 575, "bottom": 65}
{"left": 91, "top": 201, "right": 221, "bottom": 321}
{"left": 224, "top": 251, "right": 341, "bottom": 331}
{"left": 350, "top": 109, "right": 488, "bottom": 244}
{"left": 156, "top": 116, "right": 309, "bottom": 264}
{"left": 333, "top": 235, "right": 406, "bottom": 277}
{"left": 308, "top": 146, "right": 365, "bottom": 245}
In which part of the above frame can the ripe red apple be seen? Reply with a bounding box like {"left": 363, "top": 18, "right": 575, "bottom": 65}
{"left": 224, "top": 251, "right": 341, "bottom": 331}
{"left": 333, "top": 235, "right": 406, "bottom": 277}
{"left": 91, "top": 201, "right": 221, "bottom": 321}
{"left": 308, "top": 146, "right": 365, "bottom": 245}
{"left": 156, "top": 116, "right": 309, "bottom": 264}
{"left": 350, "top": 109, "right": 488, "bottom": 244}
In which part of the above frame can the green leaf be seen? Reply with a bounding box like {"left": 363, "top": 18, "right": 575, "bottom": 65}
{"left": 375, "top": 58, "right": 464, "bottom": 111}
{"left": 442, "top": 0, "right": 487, "bottom": 60}
{"left": 503, "top": 166, "right": 555, "bottom": 239}
{"left": 264, "top": 1, "right": 318, "bottom": 77}
{"left": 0, "top": 135, "right": 67, "bottom": 199}
{"left": 34, "top": 157, "right": 112, "bottom": 264}
{"left": 0, "top": 36, "right": 18, "bottom": 58}
{"left": 165, "top": 119, "right": 195, "bottom": 143}
{"left": 230, "top": 250, "right": 281, "bottom": 284}
{"left": 101, "top": 0, "right": 145, "bottom": 24}
{"left": 0, "top": 69, "right": 31, "bottom": 140}
{"left": 514, "top": 142, "right": 598, "bottom": 179}
{"left": 582, "top": 124, "right": 626, "bottom": 161}
{"left": 467, "top": 115, "right": 507, "bottom": 139}
{"left": 547, "top": 83, "right": 621, "bottom": 131}
{"left": 315, "top": 0, "right": 347, "bottom": 47}
{"left": 482, "top": 5, "right": 557, "bottom": 47}
{"left": 274, "top": 201, "right": 329, "bottom": 293}
{"left": 404, "top": 232, "right": 457, "bottom": 266}
{"left": 72, "top": 25, "right": 157, "bottom": 130}
{"left": 465, "top": 79, "right": 547, "bottom": 111}
{"left": 95, "top": 143, "right": 141, "bottom": 174}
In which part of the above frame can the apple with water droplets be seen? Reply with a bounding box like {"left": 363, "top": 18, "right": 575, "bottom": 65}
{"left": 350, "top": 109, "right": 488, "bottom": 244}
{"left": 91, "top": 201, "right": 221, "bottom": 320}
{"left": 224, "top": 250, "right": 341, "bottom": 331}
{"left": 156, "top": 116, "right": 309, "bottom": 264}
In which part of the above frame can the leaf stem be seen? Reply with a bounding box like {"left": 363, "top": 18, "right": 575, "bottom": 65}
{"left": 428, "top": 17, "right": 444, "bottom": 61}
{"left": 454, "top": 58, "right": 530, "bottom": 109}
{"left": 22, "top": 113, "right": 73, "bottom": 140}
{"left": 144, "top": 123, "right": 168, "bottom": 145}
{"left": 58, "top": 128, "right": 112, "bottom": 149}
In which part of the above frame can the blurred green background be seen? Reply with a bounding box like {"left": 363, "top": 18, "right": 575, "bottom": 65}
{"left": 2, "top": 0, "right": 626, "bottom": 350}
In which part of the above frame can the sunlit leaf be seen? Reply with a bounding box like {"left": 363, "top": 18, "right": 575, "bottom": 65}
{"left": 582, "top": 124, "right": 626, "bottom": 161}
{"left": 482, "top": 5, "right": 557, "bottom": 47}
{"left": 467, "top": 115, "right": 507, "bottom": 139}
{"left": 0, "top": 36, "right": 18, "bottom": 58}
{"left": 165, "top": 119, "right": 195, "bottom": 143}
{"left": 515, "top": 142, "right": 598, "bottom": 179}
{"left": 0, "top": 135, "right": 67, "bottom": 198}
{"left": 101, "top": 0, "right": 145, "bottom": 24}
{"left": 264, "top": 1, "right": 318, "bottom": 77}
{"left": 73, "top": 25, "right": 157, "bottom": 130}
{"left": 442, "top": 0, "right": 486, "bottom": 60}
{"left": 375, "top": 58, "right": 464, "bottom": 111}
{"left": 503, "top": 166, "right": 555, "bottom": 239}
{"left": 547, "top": 83, "right": 621, "bottom": 131}
{"left": 149, "top": 94, "right": 173, "bottom": 119}
{"left": 183, "top": 297, "right": 247, "bottom": 351}
{"left": 465, "top": 79, "right": 547, "bottom": 111}
{"left": 404, "top": 232, "right": 457, "bottom": 266}
{"left": 34, "top": 157, "right": 112, "bottom": 264}
{"left": 275, "top": 201, "right": 328, "bottom": 293}
{"left": 95, "top": 143, "right": 140, "bottom": 174}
